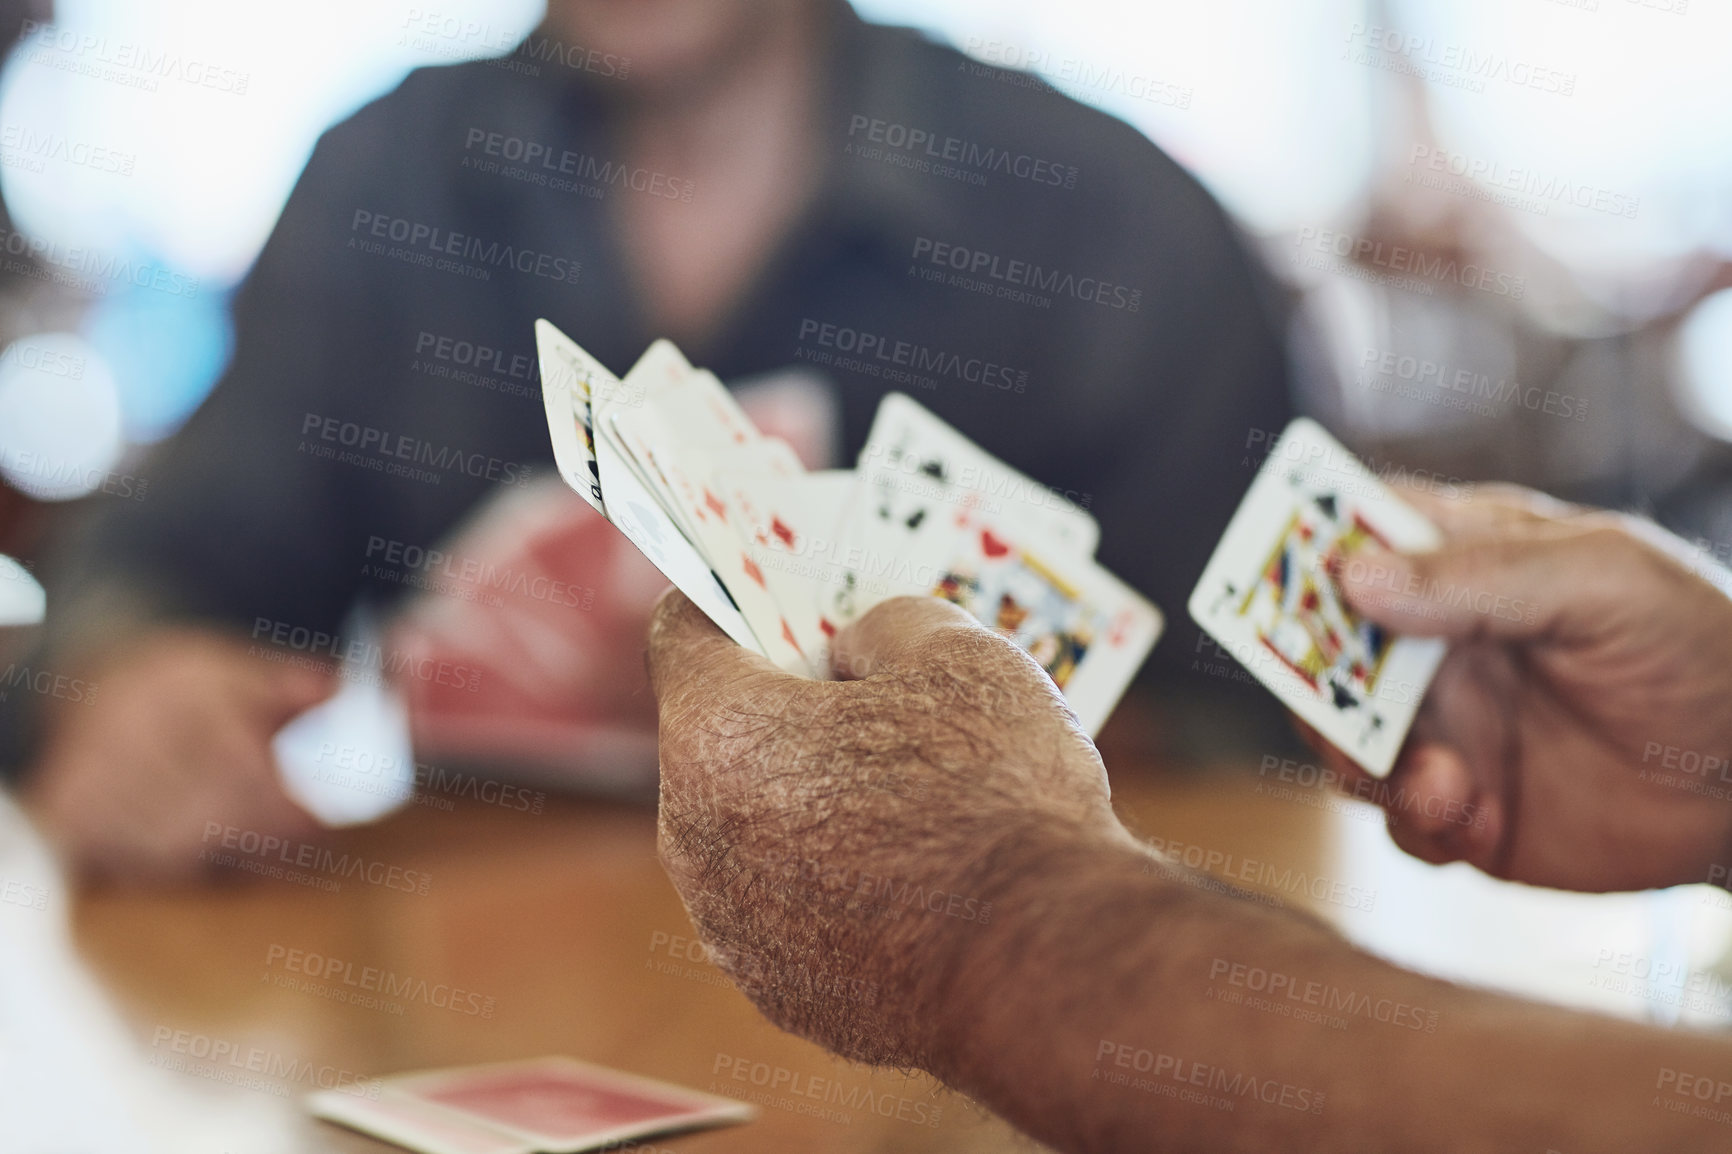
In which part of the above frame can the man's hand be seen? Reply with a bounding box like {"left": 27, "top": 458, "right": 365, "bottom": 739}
{"left": 22, "top": 629, "right": 335, "bottom": 883}
{"left": 652, "top": 583, "right": 1732, "bottom": 1154}
{"left": 648, "top": 590, "right": 1126, "bottom": 1066}
{"left": 1317, "top": 484, "right": 1732, "bottom": 892}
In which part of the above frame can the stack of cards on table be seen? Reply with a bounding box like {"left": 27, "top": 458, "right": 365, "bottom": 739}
{"left": 308, "top": 1056, "right": 753, "bottom": 1153}
{"left": 534, "top": 319, "right": 1163, "bottom": 736}
{"left": 1187, "top": 418, "right": 1448, "bottom": 778}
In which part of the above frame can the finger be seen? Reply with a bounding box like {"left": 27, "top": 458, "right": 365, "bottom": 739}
{"left": 236, "top": 771, "right": 324, "bottom": 845}
{"left": 646, "top": 589, "right": 796, "bottom": 709}
{"left": 828, "top": 595, "right": 992, "bottom": 681}
{"left": 242, "top": 659, "right": 340, "bottom": 727}
{"left": 1336, "top": 531, "right": 1602, "bottom": 642}
{"left": 1379, "top": 743, "right": 1503, "bottom": 868}
{"left": 1397, "top": 482, "right": 1573, "bottom": 539}
{"left": 230, "top": 721, "right": 325, "bottom": 830}
{"left": 154, "top": 721, "right": 319, "bottom": 862}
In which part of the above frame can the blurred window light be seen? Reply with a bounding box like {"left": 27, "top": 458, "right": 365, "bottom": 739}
{"left": 0, "top": 0, "right": 544, "bottom": 441}
{"left": 858, "top": 0, "right": 1732, "bottom": 286}
{"left": 1388, "top": 0, "right": 1732, "bottom": 272}
{"left": 853, "top": 0, "right": 1377, "bottom": 235}
{"left": 0, "top": 330, "right": 121, "bottom": 499}
{"left": 1674, "top": 287, "right": 1732, "bottom": 442}
{"left": 83, "top": 280, "right": 232, "bottom": 442}
{"left": 0, "top": 0, "right": 546, "bottom": 284}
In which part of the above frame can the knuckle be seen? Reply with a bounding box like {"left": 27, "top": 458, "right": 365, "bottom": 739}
{"left": 1580, "top": 523, "right": 1632, "bottom": 555}
{"left": 1580, "top": 524, "right": 1659, "bottom": 588}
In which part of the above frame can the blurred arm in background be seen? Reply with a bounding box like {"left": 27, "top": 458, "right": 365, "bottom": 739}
{"left": 10, "top": 96, "right": 416, "bottom": 877}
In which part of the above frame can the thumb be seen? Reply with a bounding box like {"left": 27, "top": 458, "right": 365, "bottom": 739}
{"left": 647, "top": 588, "right": 793, "bottom": 710}
{"left": 1337, "top": 536, "right": 1560, "bottom": 641}
{"left": 254, "top": 662, "right": 340, "bottom": 727}
{"left": 828, "top": 595, "right": 993, "bottom": 681}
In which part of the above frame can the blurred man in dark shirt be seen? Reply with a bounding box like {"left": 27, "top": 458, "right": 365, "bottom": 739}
{"left": 7, "top": 0, "right": 1290, "bottom": 877}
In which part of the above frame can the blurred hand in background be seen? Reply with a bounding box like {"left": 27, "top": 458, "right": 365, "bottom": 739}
{"left": 22, "top": 631, "right": 334, "bottom": 882}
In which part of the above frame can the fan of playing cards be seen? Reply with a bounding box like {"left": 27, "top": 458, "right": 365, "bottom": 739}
{"left": 534, "top": 318, "right": 1163, "bottom": 736}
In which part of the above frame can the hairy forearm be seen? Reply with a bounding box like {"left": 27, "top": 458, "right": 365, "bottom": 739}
{"left": 920, "top": 828, "right": 1732, "bottom": 1153}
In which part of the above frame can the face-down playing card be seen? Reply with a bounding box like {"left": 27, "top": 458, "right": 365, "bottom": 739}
{"left": 307, "top": 1054, "right": 754, "bottom": 1154}
{"left": 1188, "top": 418, "right": 1445, "bottom": 776}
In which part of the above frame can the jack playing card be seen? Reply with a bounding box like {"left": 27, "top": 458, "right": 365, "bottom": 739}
{"left": 533, "top": 319, "right": 613, "bottom": 515}
{"left": 1188, "top": 418, "right": 1446, "bottom": 777}
{"left": 307, "top": 1055, "right": 754, "bottom": 1154}
{"left": 818, "top": 394, "right": 1157, "bottom": 735}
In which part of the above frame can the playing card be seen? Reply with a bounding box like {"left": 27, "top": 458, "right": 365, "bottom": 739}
{"left": 833, "top": 489, "right": 1158, "bottom": 734}
{"left": 1187, "top": 418, "right": 1446, "bottom": 777}
{"left": 538, "top": 328, "right": 762, "bottom": 657}
{"left": 533, "top": 319, "right": 611, "bottom": 514}
{"left": 623, "top": 407, "right": 816, "bottom": 674}
{"left": 823, "top": 394, "right": 1098, "bottom": 633}
{"left": 531, "top": 320, "right": 1160, "bottom": 734}
{"left": 596, "top": 340, "right": 707, "bottom": 538}
{"left": 610, "top": 342, "right": 758, "bottom": 479}
{"left": 307, "top": 1055, "right": 754, "bottom": 1154}
{"left": 799, "top": 470, "right": 856, "bottom": 539}
{"left": 941, "top": 505, "right": 1160, "bottom": 735}
{"left": 863, "top": 392, "right": 1097, "bottom": 549}
{"left": 603, "top": 346, "right": 828, "bottom": 673}
{"left": 711, "top": 443, "right": 835, "bottom": 671}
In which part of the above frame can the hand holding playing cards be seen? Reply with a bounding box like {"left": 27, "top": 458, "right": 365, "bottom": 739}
{"left": 651, "top": 585, "right": 1732, "bottom": 1154}
{"left": 23, "top": 629, "right": 334, "bottom": 881}
{"left": 649, "top": 588, "right": 1124, "bottom": 1067}
{"left": 1326, "top": 485, "right": 1732, "bottom": 892}
{"left": 536, "top": 321, "right": 1159, "bottom": 739}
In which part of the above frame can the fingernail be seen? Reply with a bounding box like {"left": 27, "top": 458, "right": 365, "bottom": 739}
{"left": 1337, "top": 544, "right": 1412, "bottom": 596}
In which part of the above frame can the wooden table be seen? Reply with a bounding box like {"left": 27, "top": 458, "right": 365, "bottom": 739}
{"left": 69, "top": 727, "right": 1341, "bottom": 1153}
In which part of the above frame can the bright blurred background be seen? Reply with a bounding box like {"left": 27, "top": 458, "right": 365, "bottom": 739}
{"left": 1, "top": 0, "right": 1729, "bottom": 1042}
{"left": 6, "top": 0, "right": 1732, "bottom": 518}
